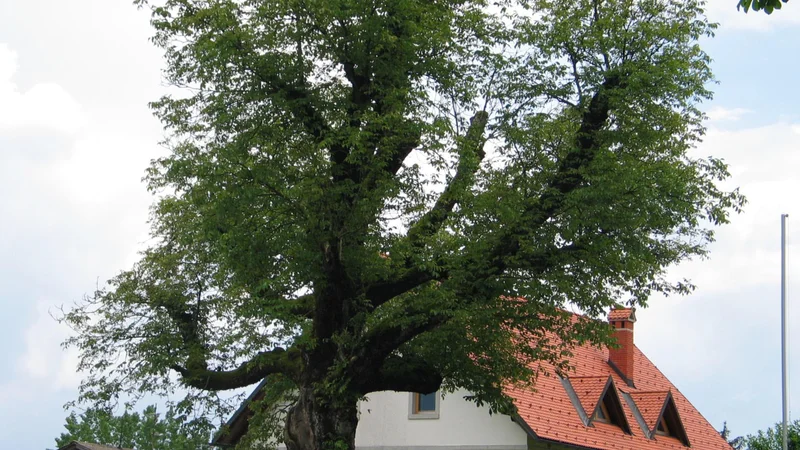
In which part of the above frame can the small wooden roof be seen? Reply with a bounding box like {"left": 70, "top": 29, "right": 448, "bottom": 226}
{"left": 58, "top": 441, "right": 133, "bottom": 450}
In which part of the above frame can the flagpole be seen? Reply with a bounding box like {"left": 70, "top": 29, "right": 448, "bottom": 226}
{"left": 781, "top": 213, "right": 789, "bottom": 450}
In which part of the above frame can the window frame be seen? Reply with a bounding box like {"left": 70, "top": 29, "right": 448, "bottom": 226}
{"left": 408, "top": 392, "right": 440, "bottom": 419}
{"left": 655, "top": 418, "right": 671, "bottom": 436}
{"left": 593, "top": 401, "right": 611, "bottom": 423}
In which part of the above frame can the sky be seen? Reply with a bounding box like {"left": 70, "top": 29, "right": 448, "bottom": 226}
{"left": 0, "top": 0, "right": 799, "bottom": 448}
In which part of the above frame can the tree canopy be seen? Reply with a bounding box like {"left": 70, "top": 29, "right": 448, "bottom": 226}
{"left": 743, "top": 420, "right": 800, "bottom": 450}
{"left": 55, "top": 405, "right": 213, "bottom": 450}
{"left": 60, "top": 0, "right": 743, "bottom": 448}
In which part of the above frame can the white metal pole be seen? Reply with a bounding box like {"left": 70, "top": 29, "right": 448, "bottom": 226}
{"left": 782, "top": 213, "right": 789, "bottom": 450}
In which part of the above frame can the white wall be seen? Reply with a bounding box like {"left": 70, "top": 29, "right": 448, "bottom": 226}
{"left": 355, "top": 389, "right": 528, "bottom": 448}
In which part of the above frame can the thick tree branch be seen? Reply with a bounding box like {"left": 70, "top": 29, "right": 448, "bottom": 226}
{"left": 355, "top": 352, "right": 442, "bottom": 395}
{"left": 382, "top": 132, "right": 421, "bottom": 176}
{"left": 365, "top": 74, "right": 624, "bottom": 309}
{"left": 287, "top": 293, "right": 315, "bottom": 319}
{"left": 537, "top": 73, "right": 622, "bottom": 216}
{"left": 341, "top": 59, "right": 420, "bottom": 185}
{"left": 232, "top": 37, "right": 352, "bottom": 173}
{"left": 144, "top": 286, "right": 211, "bottom": 376}
{"left": 407, "top": 111, "right": 489, "bottom": 246}
{"left": 360, "top": 111, "right": 490, "bottom": 308}
{"left": 365, "top": 267, "right": 438, "bottom": 308}
{"left": 351, "top": 310, "right": 451, "bottom": 390}
{"left": 351, "top": 311, "right": 449, "bottom": 395}
{"left": 342, "top": 61, "right": 372, "bottom": 114}
{"left": 352, "top": 243, "right": 584, "bottom": 393}
{"left": 241, "top": 58, "right": 330, "bottom": 142}
{"left": 483, "top": 74, "right": 624, "bottom": 272}
{"left": 151, "top": 284, "right": 305, "bottom": 392}
{"left": 359, "top": 112, "right": 490, "bottom": 310}
{"left": 172, "top": 347, "right": 300, "bottom": 391}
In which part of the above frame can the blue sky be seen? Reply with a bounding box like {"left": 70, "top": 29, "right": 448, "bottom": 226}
{"left": 0, "top": 0, "right": 799, "bottom": 448}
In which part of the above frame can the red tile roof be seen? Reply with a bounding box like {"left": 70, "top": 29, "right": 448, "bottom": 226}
{"left": 506, "top": 333, "right": 731, "bottom": 450}
{"left": 570, "top": 376, "right": 609, "bottom": 417}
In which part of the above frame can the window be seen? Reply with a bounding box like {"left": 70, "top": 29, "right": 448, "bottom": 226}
{"left": 409, "top": 392, "right": 439, "bottom": 419}
{"left": 415, "top": 392, "right": 436, "bottom": 412}
{"left": 653, "top": 394, "right": 690, "bottom": 446}
{"left": 593, "top": 401, "right": 610, "bottom": 423}
{"left": 591, "top": 383, "right": 631, "bottom": 434}
{"left": 656, "top": 419, "right": 670, "bottom": 436}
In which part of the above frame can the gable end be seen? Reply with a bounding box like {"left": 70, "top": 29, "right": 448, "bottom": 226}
{"left": 590, "top": 377, "right": 632, "bottom": 435}
{"left": 655, "top": 392, "right": 691, "bottom": 447}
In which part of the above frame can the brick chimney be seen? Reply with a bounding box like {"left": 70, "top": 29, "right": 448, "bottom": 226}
{"left": 608, "top": 306, "right": 636, "bottom": 386}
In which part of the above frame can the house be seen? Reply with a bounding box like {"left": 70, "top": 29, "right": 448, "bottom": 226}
{"left": 57, "top": 442, "right": 133, "bottom": 450}
{"left": 213, "top": 307, "right": 733, "bottom": 450}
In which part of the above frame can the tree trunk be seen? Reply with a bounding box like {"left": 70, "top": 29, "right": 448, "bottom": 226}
{"left": 284, "top": 385, "right": 359, "bottom": 450}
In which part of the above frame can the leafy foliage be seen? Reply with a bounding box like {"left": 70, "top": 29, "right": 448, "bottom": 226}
{"left": 60, "top": 0, "right": 743, "bottom": 448}
{"left": 743, "top": 420, "right": 800, "bottom": 450}
{"left": 55, "top": 405, "right": 214, "bottom": 450}
{"left": 737, "top": 0, "right": 789, "bottom": 14}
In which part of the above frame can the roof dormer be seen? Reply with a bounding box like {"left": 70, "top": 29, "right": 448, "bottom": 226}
{"left": 627, "top": 390, "right": 690, "bottom": 447}
{"left": 562, "top": 375, "right": 632, "bottom": 434}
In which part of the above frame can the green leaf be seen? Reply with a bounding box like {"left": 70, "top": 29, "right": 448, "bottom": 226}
{"left": 738, "top": 0, "right": 753, "bottom": 12}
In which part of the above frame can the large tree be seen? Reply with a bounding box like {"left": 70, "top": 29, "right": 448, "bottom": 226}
{"left": 61, "top": 0, "right": 743, "bottom": 449}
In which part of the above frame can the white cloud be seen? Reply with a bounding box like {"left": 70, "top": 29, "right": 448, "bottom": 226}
{"left": 0, "top": 43, "right": 86, "bottom": 134}
{"left": 48, "top": 132, "right": 159, "bottom": 207}
{"left": 0, "top": 43, "right": 17, "bottom": 82}
{"left": 0, "top": 4, "right": 168, "bottom": 449}
{"left": 633, "top": 117, "right": 800, "bottom": 436}
{"left": 17, "top": 302, "right": 82, "bottom": 390}
{"left": 0, "top": 41, "right": 161, "bottom": 406}
{"left": 706, "top": 106, "right": 752, "bottom": 122}
{"left": 670, "top": 121, "right": 800, "bottom": 293}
